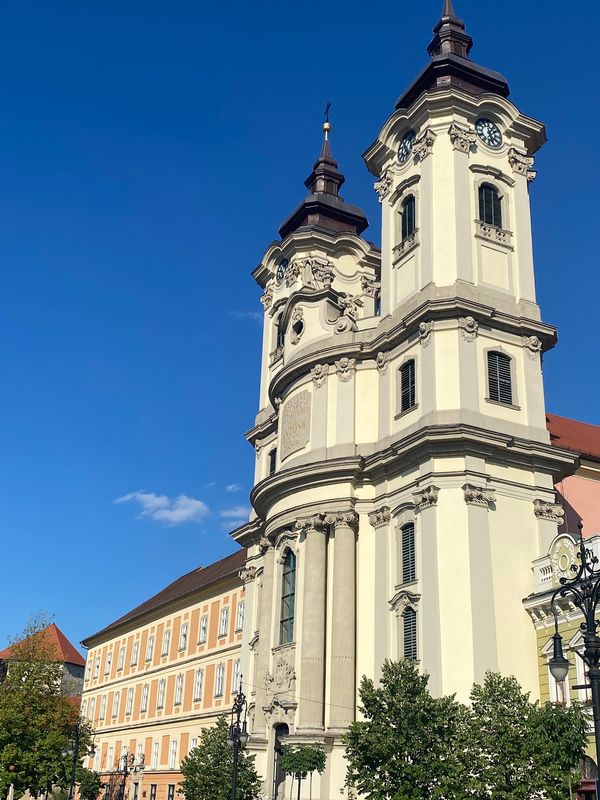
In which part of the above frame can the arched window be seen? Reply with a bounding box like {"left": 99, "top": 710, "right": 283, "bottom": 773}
{"left": 269, "top": 448, "right": 277, "bottom": 476}
{"left": 479, "top": 183, "right": 502, "bottom": 228}
{"left": 399, "top": 360, "right": 416, "bottom": 412}
{"left": 487, "top": 351, "right": 513, "bottom": 405}
{"left": 403, "top": 607, "right": 417, "bottom": 660}
{"left": 401, "top": 195, "right": 416, "bottom": 240}
{"left": 280, "top": 551, "right": 296, "bottom": 645}
{"left": 401, "top": 523, "right": 416, "bottom": 584}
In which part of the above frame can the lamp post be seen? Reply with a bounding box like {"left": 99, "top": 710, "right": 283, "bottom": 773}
{"left": 226, "top": 680, "right": 248, "bottom": 800}
{"left": 548, "top": 522, "right": 600, "bottom": 797}
{"left": 61, "top": 717, "right": 96, "bottom": 800}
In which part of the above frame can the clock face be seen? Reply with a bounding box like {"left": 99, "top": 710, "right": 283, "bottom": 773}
{"left": 398, "top": 130, "right": 416, "bottom": 164}
{"left": 475, "top": 118, "right": 503, "bottom": 148}
{"left": 276, "top": 258, "right": 289, "bottom": 282}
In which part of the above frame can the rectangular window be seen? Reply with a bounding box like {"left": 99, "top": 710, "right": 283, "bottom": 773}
{"left": 400, "top": 360, "right": 416, "bottom": 412}
{"left": 280, "top": 551, "right": 296, "bottom": 645}
{"left": 168, "top": 741, "right": 177, "bottom": 770}
{"left": 215, "top": 664, "right": 224, "bottom": 697}
{"left": 140, "top": 683, "right": 149, "bottom": 712}
{"left": 81, "top": 698, "right": 87, "bottom": 717}
{"left": 487, "top": 351, "right": 513, "bottom": 405}
{"left": 117, "top": 646, "right": 125, "bottom": 671}
{"left": 235, "top": 601, "right": 245, "bottom": 632}
{"left": 130, "top": 641, "right": 139, "bottom": 666}
{"left": 157, "top": 679, "right": 166, "bottom": 709}
{"left": 269, "top": 448, "right": 277, "bottom": 476}
{"left": 190, "top": 737, "right": 198, "bottom": 753}
{"left": 175, "top": 674, "right": 183, "bottom": 705}
{"left": 401, "top": 523, "right": 416, "bottom": 584}
{"left": 94, "top": 655, "right": 101, "bottom": 679}
{"left": 232, "top": 659, "right": 241, "bottom": 694}
{"left": 105, "top": 652, "right": 112, "bottom": 675}
{"left": 161, "top": 629, "right": 171, "bottom": 656}
{"left": 107, "top": 746, "right": 114, "bottom": 771}
{"left": 149, "top": 787, "right": 157, "bottom": 800}
{"left": 136, "top": 744, "right": 144, "bottom": 767}
{"left": 126, "top": 687, "right": 134, "bottom": 715}
{"left": 219, "top": 608, "right": 229, "bottom": 637}
{"left": 151, "top": 743, "right": 159, "bottom": 770}
{"left": 99, "top": 694, "right": 107, "bottom": 720}
{"left": 89, "top": 697, "right": 96, "bottom": 722}
{"left": 179, "top": 622, "right": 188, "bottom": 651}
{"left": 85, "top": 661, "right": 92, "bottom": 681}
{"left": 403, "top": 608, "right": 417, "bottom": 660}
{"left": 112, "top": 689, "right": 120, "bottom": 718}
{"left": 167, "top": 786, "right": 175, "bottom": 800}
{"left": 145, "top": 635, "right": 154, "bottom": 662}
{"left": 198, "top": 615, "right": 208, "bottom": 644}
{"left": 193, "top": 668, "right": 204, "bottom": 702}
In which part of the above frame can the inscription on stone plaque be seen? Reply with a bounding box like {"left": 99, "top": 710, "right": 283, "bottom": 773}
{"left": 280, "top": 390, "right": 311, "bottom": 461}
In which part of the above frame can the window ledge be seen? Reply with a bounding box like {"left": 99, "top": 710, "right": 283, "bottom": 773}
{"left": 475, "top": 219, "right": 513, "bottom": 249}
{"left": 485, "top": 397, "right": 521, "bottom": 411}
{"left": 393, "top": 229, "right": 420, "bottom": 264}
{"left": 394, "top": 403, "right": 419, "bottom": 421}
{"left": 396, "top": 579, "right": 419, "bottom": 591}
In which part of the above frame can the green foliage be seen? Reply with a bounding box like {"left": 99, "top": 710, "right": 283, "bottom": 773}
{"left": 343, "top": 661, "right": 587, "bottom": 800}
{"left": 278, "top": 744, "right": 326, "bottom": 779}
{"left": 179, "top": 716, "right": 261, "bottom": 800}
{"left": 0, "top": 613, "right": 94, "bottom": 799}
{"left": 76, "top": 769, "right": 104, "bottom": 800}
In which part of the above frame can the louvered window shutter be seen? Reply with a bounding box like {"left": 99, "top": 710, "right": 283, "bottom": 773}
{"left": 403, "top": 608, "right": 417, "bottom": 660}
{"left": 400, "top": 360, "right": 416, "bottom": 411}
{"left": 479, "top": 183, "right": 502, "bottom": 228}
{"left": 493, "top": 188, "right": 502, "bottom": 228}
{"left": 402, "top": 195, "right": 416, "bottom": 240}
{"left": 402, "top": 523, "right": 416, "bottom": 583}
{"left": 488, "top": 351, "right": 513, "bottom": 404}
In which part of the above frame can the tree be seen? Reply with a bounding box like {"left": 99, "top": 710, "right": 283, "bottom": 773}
{"left": 343, "top": 660, "right": 471, "bottom": 800}
{"left": 76, "top": 769, "right": 104, "bottom": 800}
{"left": 279, "top": 744, "right": 326, "bottom": 800}
{"left": 0, "top": 613, "right": 93, "bottom": 799}
{"left": 179, "top": 716, "right": 261, "bottom": 800}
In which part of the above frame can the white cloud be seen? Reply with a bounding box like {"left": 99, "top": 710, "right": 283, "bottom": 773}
{"left": 219, "top": 505, "right": 251, "bottom": 519}
{"left": 228, "top": 310, "right": 262, "bottom": 323}
{"left": 202, "top": 482, "right": 217, "bottom": 489}
{"left": 226, "top": 483, "right": 242, "bottom": 493}
{"left": 115, "top": 491, "right": 209, "bottom": 526}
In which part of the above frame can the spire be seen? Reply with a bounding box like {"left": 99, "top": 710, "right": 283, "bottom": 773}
{"left": 428, "top": 0, "right": 473, "bottom": 59}
{"left": 278, "top": 109, "right": 368, "bottom": 240}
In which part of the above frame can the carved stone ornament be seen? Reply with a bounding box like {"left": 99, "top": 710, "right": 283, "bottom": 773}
{"left": 376, "top": 352, "right": 389, "bottom": 375}
{"left": 534, "top": 499, "right": 565, "bottom": 524}
{"left": 549, "top": 535, "right": 577, "bottom": 583}
{"left": 325, "top": 510, "right": 359, "bottom": 530}
{"left": 368, "top": 506, "right": 391, "bottom": 528}
{"left": 255, "top": 439, "right": 264, "bottom": 454}
{"left": 262, "top": 697, "right": 296, "bottom": 727}
{"left": 413, "top": 485, "right": 439, "bottom": 510}
{"left": 275, "top": 529, "right": 298, "bottom": 559}
{"left": 295, "top": 513, "right": 328, "bottom": 534}
{"left": 249, "top": 633, "right": 259, "bottom": 652}
{"left": 458, "top": 316, "right": 479, "bottom": 342}
{"left": 413, "top": 128, "right": 436, "bottom": 161}
{"left": 418, "top": 320, "right": 434, "bottom": 347}
{"left": 308, "top": 258, "right": 334, "bottom": 288}
{"left": 239, "top": 566, "right": 258, "bottom": 584}
{"left": 374, "top": 170, "right": 393, "bottom": 202}
{"left": 269, "top": 345, "right": 284, "bottom": 365}
{"left": 389, "top": 589, "right": 420, "bottom": 616}
{"left": 289, "top": 306, "right": 305, "bottom": 345}
{"left": 527, "top": 169, "right": 537, "bottom": 183}
{"left": 260, "top": 286, "right": 273, "bottom": 310}
{"left": 335, "top": 295, "right": 362, "bottom": 334}
{"left": 475, "top": 219, "right": 512, "bottom": 247}
{"left": 361, "top": 275, "right": 381, "bottom": 298}
{"left": 311, "top": 363, "right": 329, "bottom": 388}
{"left": 508, "top": 148, "right": 535, "bottom": 176}
{"left": 523, "top": 335, "right": 542, "bottom": 360}
{"left": 259, "top": 535, "right": 273, "bottom": 554}
{"left": 265, "top": 653, "right": 296, "bottom": 694}
{"left": 335, "top": 357, "right": 357, "bottom": 382}
{"left": 448, "top": 122, "right": 477, "bottom": 153}
{"left": 462, "top": 484, "right": 496, "bottom": 509}
{"left": 284, "top": 260, "right": 301, "bottom": 287}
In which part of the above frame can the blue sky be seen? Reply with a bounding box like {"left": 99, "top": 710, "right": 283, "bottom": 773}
{"left": 1, "top": 0, "right": 598, "bottom": 652}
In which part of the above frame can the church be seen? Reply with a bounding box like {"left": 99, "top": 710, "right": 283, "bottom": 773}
{"left": 232, "top": 1, "right": 582, "bottom": 797}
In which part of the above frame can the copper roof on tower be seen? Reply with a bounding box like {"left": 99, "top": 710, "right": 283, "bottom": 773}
{"left": 395, "top": 1, "right": 510, "bottom": 110}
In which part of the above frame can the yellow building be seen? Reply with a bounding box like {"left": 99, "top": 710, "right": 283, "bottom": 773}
{"left": 80, "top": 549, "right": 246, "bottom": 800}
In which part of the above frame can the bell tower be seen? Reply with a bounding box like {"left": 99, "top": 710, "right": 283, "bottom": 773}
{"left": 234, "top": 5, "right": 577, "bottom": 799}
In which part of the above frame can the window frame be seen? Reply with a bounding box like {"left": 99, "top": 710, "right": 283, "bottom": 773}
{"left": 112, "top": 689, "right": 120, "bottom": 718}
{"left": 175, "top": 674, "right": 184, "bottom": 706}
{"left": 198, "top": 615, "right": 208, "bottom": 644}
{"left": 401, "top": 523, "right": 416, "bottom": 584}
{"left": 232, "top": 659, "right": 241, "bottom": 694}
{"left": 279, "top": 549, "right": 297, "bottom": 646}
{"left": 179, "top": 622, "right": 188, "bottom": 651}
{"left": 140, "top": 683, "right": 149, "bottom": 713}
{"left": 403, "top": 607, "right": 418, "bottom": 661}
{"left": 218, "top": 607, "right": 229, "bottom": 638}
{"left": 157, "top": 678, "right": 166, "bottom": 709}
{"left": 478, "top": 182, "right": 503, "bottom": 229}
{"left": 131, "top": 641, "right": 139, "bottom": 666}
{"left": 161, "top": 628, "right": 171, "bottom": 657}
{"left": 145, "top": 635, "right": 154, "bottom": 663}
{"left": 193, "top": 668, "right": 204, "bottom": 702}
{"left": 235, "top": 600, "right": 245, "bottom": 632}
{"left": 401, "top": 194, "right": 416, "bottom": 241}
{"left": 486, "top": 348, "right": 517, "bottom": 407}
{"left": 397, "top": 358, "right": 417, "bottom": 415}
{"left": 126, "top": 687, "right": 134, "bottom": 715}
{"left": 215, "top": 664, "right": 225, "bottom": 697}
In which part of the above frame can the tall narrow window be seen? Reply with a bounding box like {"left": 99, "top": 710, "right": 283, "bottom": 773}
{"left": 167, "top": 785, "right": 175, "bottom": 800}
{"left": 232, "top": 659, "right": 241, "bottom": 694}
{"left": 85, "top": 661, "right": 91, "bottom": 681}
{"left": 179, "top": 622, "right": 188, "bottom": 651}
{"left": 99, "top": 694, "right": 107, "bottom": 720}
{"left": 193, "top": 668, "right": 203, "bottom": 701}
{"left": 112, "top": 690, "right": 120, "bottom": 718}
{"left": 198, "top": 615, "right": 208, "bottom": 644}
{"left": 280, "top": 550, "right": 296, "bottom": 645}
{"left": 219, "top": 608, "right": 229, "bottom": 637}
{"left": 157, "top": 679, "right": 166, "bottom": 709}
{"left": 401, "top": 523, "right": 416, "bottom": 583}
{"left": 140, "top": 683, "right": 149, "bottom": 712}
{"left": 215, "top": 664, "right": 225, "bottom": 697}
{"left": 400, "top": 360, "right": 416, "bottom": 412}
{"left": 89, "top": 697, "right": 96, "bottom": 722}
{"left": 131, "top": 641, "right": 139, "bottom": 666}
{"left": 145, "top": 635, "right": 154, "bottom": 662}
{"left": 149, "top": 787, "right": 157, "bottom": 800}
{"left": 126, "top": 687, "right": 134, "bottom": 715}
{"left": 401, "top": 195, "right": 416, "bottom": 240}
{"left": 235, "top": 600, "right": 245, "bottom": 632}
{"left": 105, "top": 652, "right": 112, "bottom": 675}
{"left": 269, "top": 448, "right": 277, "bottom": 476}
{"left": 151, "top": 743, "right": 159, "bottom": 770}
{"left": 276, "top": 316, "right": 285, "bottom": 348}
{"left": 487, "top": 351, "right": 513, "bottom": 405}
{"left": 403, "top": 607, "right": 417, "bottom": 660}
{"left": 161, "top": 629, "right": 171, "bottom": 656}
{"left": 94, "top": 656, "right": 101, "bottom": 679}
{"left": 175, "top": 674, "right": 183, "bottom": 705}
{"left": 117, "top": 646, "right": 125, "bottom": 671}
{"left": 479, "top": 183, "right": 502, "bottom": 228}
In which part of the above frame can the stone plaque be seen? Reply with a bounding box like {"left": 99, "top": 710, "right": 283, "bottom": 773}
{"left": 280, "top": 391, "right": 311, "bottom": 461}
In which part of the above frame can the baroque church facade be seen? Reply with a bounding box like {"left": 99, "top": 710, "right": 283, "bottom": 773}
{"left": 232, "top": 2, "right": 577, "bottom": 797}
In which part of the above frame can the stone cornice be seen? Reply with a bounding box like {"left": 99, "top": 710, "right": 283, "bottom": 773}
{"left": 368, "top": 506, "right": 391, "bottom": 528}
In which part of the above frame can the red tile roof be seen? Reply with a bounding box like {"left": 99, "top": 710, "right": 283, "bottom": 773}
{"left": 82, "top": 547, "right": 246, "bottom": 646}
{"left": 547, "top": 413, "right": 600, "bottom": 462}
{"left": 0, "top": 623, "right": 85, "bottom": 667}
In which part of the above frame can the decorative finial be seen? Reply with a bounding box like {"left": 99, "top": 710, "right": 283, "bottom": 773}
{"left": 428, "top": 0, "right": 473, "bottom": 59}
{"left": 442, "top": 0, "right": 456, "bottom": 17}
{"left": 323, "top": 100, "right": 332, "bottom": 140}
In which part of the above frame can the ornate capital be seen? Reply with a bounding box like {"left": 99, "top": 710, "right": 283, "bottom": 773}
{"left": 325, "top": 511, "right": 359, "bottom": 531}
{"left": 260, "top": 287, "right": 273, "bottom": 310}
{"left": 413, "top": 128, "right": 436, "bottom": 161}
{"left": 376, "top": 352, "right": 389, "bottom": 375}
{"left": 308, "top": 258, "right": 334, "bottom": 288}
{"left": 262, "top": 696, "right": 296, "bottom": 727}
{"left": 284, "top": 260, "right": 301, "bottom": 287}
{"left": 374, "top": 170, "right": 392, "bottom": 202}
{"left": 361, "top": 275, "right": 381, "bottom": 298}
{"left": 462, "top": 484, "right": 496, "bottom": 509}
{"left": 413, "top": 486, "right": 439, "bottom": 510}
{"left": 254, "top": 439, "right": 264, "bottom": 454}
{"left": 295, "top": 513, "right": 329, "bottom": 535}
{"left": 523, "top": 335, "right": 542, "bottom": 360}
{"left": 448, "top": 123, "right": 476, "bottom": 153}
{"left": 259, "top": 535, "right": 274, "bottom": 554}
{"left": 534, "top": 499, "right": 565, "bottom": 524}
{"left": 335, "top": 357, "right": 357, "bottom": 382}
{"left": 508, "top": 148, "right": 535, "bottom": 176}
{"left": 458, "top": 316, "right": 479, "bottom": 342}
{"left": 239, "top": 566, "right": 258, "bottom": 584}
{"left": 418, "top": 320, "right": 433, "bottom": 347}
{"left": 368, "top": 506, "right": 391, "bottom": 528}
{"left": 311, "top": 363, "right": 329, "bottom": 388}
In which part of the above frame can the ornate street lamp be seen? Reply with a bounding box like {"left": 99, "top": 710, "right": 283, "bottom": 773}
{"left": 61, "top": 717, "right": 96, "bottom": 800}
{"left": 549, "top": 522, "right": 600, "bottom": 796}
{"left": 226, "top": 680, "right": 249, "bottom": 800}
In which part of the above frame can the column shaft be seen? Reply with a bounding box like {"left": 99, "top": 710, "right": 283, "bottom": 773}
{"left": 253, "top": 545, "right": 274, "bottom": 736}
